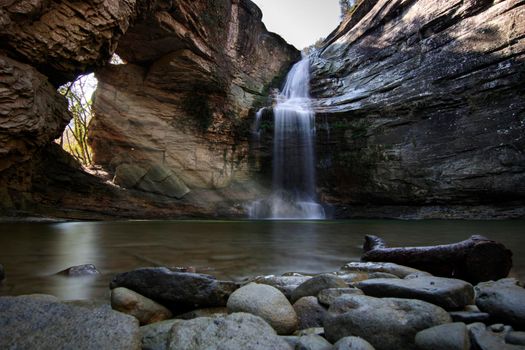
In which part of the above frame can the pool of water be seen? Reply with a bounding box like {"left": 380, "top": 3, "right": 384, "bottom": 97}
{"left": 0, "top": 220, "right": 523, "bottom": 301}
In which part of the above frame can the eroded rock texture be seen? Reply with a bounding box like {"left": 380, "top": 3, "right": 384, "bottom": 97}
{"left": 89, "top": 0, "right": 299, "bottom": 194}
{"left": 307, "top": 0, "right": 525, "bottom": 218}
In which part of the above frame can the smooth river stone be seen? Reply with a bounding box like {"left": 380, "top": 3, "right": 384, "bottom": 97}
{"left": 323, "top": 294, "right": 451, "bottom": 350}
{"left": 293, "top": 296, "right": 327, "bottom": 329}
{"left": 291, "top": 274, "right": 348, "bottom": 303}
{"left": 110, "top": 267, "right": 238, "bottom": 312}
{"left": 0, "top": 295, "right": 140, "bottom": 349}
{"left": 475, "top": 278, "right": 525, "bottom": 328}
{"left": 357, "top": 276, "right": 474, "bottom": 309}
{"left": 253, "top": 275, "right": 312, "bottom": 300}
{"left": 415, "top": 322, "right": 470, "bottom": 350}
{"left": 227, "top": 282, "right": 298, "bottom": 334}
{"left": 168, "top": 313, "right": 292, "bottom": 350}
{"left": 317, "top": 288, "right": 364, "bottom": 306}
{"left": 111, "top": 287, "right": 172, "bottom": 325}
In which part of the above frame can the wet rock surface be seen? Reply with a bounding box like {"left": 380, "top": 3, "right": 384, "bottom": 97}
{"left": 357, "top": 276, "right": 475, "bottom": 309}
{"left": 317, "top": 288, "right": 364, "bottom": 307}
{"left": 293, "top": 296, "right": 328, "bottom": 330}
{"left": 291, "top": 274, "right": 348, "bottom": 303}
{"left": 57, "top": 264, "right": 101, "bottom": 277}
{"left": 111, "top": 287, "right": 173, "bottom": 325}
{"left": 415, "top": 322, "right": 470, "bottom": 350}
{"left": 0, "top": 294, "right": 140, "bottom": 349}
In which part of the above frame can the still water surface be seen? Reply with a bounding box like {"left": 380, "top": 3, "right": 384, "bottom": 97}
{"left": 0, "top": 220, "right": 523, "bottom": 301}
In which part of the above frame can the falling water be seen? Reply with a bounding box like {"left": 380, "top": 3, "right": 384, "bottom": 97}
{"left": 249, "top": 56, "right": 325, "bottom": 219}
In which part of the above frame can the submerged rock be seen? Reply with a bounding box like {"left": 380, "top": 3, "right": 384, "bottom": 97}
{"left": 357, "top": 276, "right": 474, "bottom": 309}
{"left": 167, "top": 313, "right": 292, "bottom": 350}
{"left": 291, "top": 274, "right": 348, "bottom": 303}
{"left": 57, "top": 264, "right": 100, "bottom": 277}
{"left": 111, "top": 287, "right": 172, "bottom": 325}
{"left": 110, "top": 267, "right": 238, "bottom": 312}
{"left": 0, "top": 294, "right": 140, "bottom": 349}
{"left": 323, "top": 294, "right": 451, "bottom": 350}
{"left": 227, "top": 282, "right": 298, "bottom": 335}
{"left": 415, "top": 322, "right": 470, "bottom": 350}
{"left": 293, "top": 296, "right": 328, "bottom": 330}
{"left": 475, "top": 278, "right": 525, "bottom": 328}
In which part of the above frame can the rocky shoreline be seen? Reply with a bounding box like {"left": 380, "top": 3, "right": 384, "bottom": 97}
{"left": 1, "top": 261, "right": 525, "bottom": 349}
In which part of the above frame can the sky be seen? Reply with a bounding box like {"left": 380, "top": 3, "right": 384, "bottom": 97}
{"left": 250, "top": 0, "right": 342, "bottom": 49}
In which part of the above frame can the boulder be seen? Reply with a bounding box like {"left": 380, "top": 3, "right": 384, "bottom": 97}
{"left": 324, "top": 294, "right": 452, "bottom": 350}
{"left": 414, "top": 322, "right": 470, "bottom": 350}
{"left": 317, "top": 288, "right": 364, "bottom": 307}
{"left": 475, "top": 278, "right": 525, "bottom": 328}
{"left": 340, "top": 262, "right": 429, "bottom": 279}
{"left": 291, "top": 274, "right": 348, "bottom": 303}
{"left": 506, "top": 331, "right": 525, "bottom": 346}
{"left": 295, "top": 335, "right": 332, "bottom": 350}
{"left": 167, "top": 313, "right": 292, "bottom": 349}
{"left": 0, "top": 295, "right": 140, "bottom": 349}
{"left": 140, "top": 319, "right": 181, "bottom": 350}
{"left": 113, "top": 164, "right": 148, "bottom": 188}
{"left": 175, "top": 307, "right": 228, "bottom": 320}
{"left": 135, "top": 164, "right": 190, "bottom": 199}
{"left": 333, "top": 336, "right": 376, "bottom": 350}
{"left": 357, "top": 276, "right": 474, "bottom": 309}
{"left": 110, "top": 267, "right": 238, "bottom": 313}
{"left": 227, "top": 282, "right": 298, "bottom": 335}
{"left": 57, "top": 264, "right": 100, "bottom": 277}
{"left": 253, "top": 275, "right": 312, "bottom": 300}
{"left": 111, "top": 287, "right": 173, "bottom": 325}
{"left": 293, "top": 296, "right": 327, "bottom": 330}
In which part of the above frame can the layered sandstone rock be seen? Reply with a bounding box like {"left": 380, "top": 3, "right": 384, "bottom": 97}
{"left": 307, "top": 0, "right": 525, "bottom": 218}
{"left": 89, "top": 0, "right": 299, "bottom": 193}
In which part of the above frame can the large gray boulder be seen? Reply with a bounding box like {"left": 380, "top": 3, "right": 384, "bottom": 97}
{"left": 475, "top": 278, "right": 525, "bottom": 328}
{"left": 324, "top": 295, "right": 451, "bottom": 350}
{"left": 415, "top": 322, "right": 470, "bottom": 350}
{"left": 111, "top": 287, "right": 172, "bottom": 325}
{"left": 291, "top": 274, "right": 348, "bottom": 303}
{"left": 227, "top": 282, "right": 298, "bottom": 334}
{"left": 357, "top": 276, "right": 474, "bottom": 309}
{"left": 110, "top": 267, "right": 238, "bottom": 312}
{"left": 293, "top": 296, "right": 327, "bottom": 330}
{"left": 0, "top": 295, "right": 140, "bottom": 349}
{"left": 167, "top": 312, "right": 292, "bottom": 349}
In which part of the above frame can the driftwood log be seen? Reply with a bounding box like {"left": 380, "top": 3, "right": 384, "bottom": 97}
{"left": 362, "top": 235, "right": 513, "bottom": 284}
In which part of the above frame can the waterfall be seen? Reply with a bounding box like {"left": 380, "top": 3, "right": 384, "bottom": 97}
{"left": 249, "top": 56, "right": 325, "bottom": 220}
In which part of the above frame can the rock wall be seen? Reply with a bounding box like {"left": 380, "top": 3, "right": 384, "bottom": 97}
{"left": 0, "top": 0, "right": 299, "bottom": 219}
{"left": 89, "top": 0, "right": 299, "bottom": 194}
{"left": 308, "top": 0, "right": 525, "bottom": 218}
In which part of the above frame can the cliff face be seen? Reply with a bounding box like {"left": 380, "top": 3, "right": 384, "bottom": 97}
{"left": 308, "top": 0, "right": 525, "bottom": 218}
{"left": 0, "top": 0, "right": 299, "bottom": 219}
{"left": 89, "top": 0, "right": 299, "bottom": 193}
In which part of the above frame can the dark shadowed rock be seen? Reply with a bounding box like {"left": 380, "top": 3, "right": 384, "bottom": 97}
{"left": 167, "top": 313, "right": 292, "bottom": 350}
{"left": 293, "top": 296, "right": 328, "bottom": 330}
{"left": 324, "top": 295, "right": 451, "bottom": 350}
{"left": 110, "top": 267, "right": 238, "bottom": 312}
{"left": 357, "top": 276, "right": 474, "bottom": 309}
{"left": 227, "top": 282, "right": 298, "bottom": 335}
{"left": 57, "top": 264, "right": 100, "bottom": 277}
{"left": 475, "top": 278, "right": 525, "bottom": 328}
{"left": 468, "top": 322, "right": 522, "bottom": 350}
{"left": 0, "top": 295, "right": 140, "bottom": 349}
{"left": 449, "top": 310, "right": 490, "bottom": 323}
{"left": 111, "top": 287, "right": 173, "bottom": 325}
{"left": 317, "top": 288, "right": 364, "bottom": 307}
{"left": 291, "top": 274, "right": 348, "bottom": 303}
{"left": 506, "top": 331, "right": 525, "bottom": 346}
{"left": 333, "top": 336, "right": 376, "bottom": 350}
{"left": 415, "top": 322, "right": 470, "bottom": 350}
{"left": 175, "top": 307, "right": 228, "bottom": 320}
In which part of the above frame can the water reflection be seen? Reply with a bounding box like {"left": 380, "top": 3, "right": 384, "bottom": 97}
{"left": 0, "top": 220, "right": 524, "bottom": 300}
